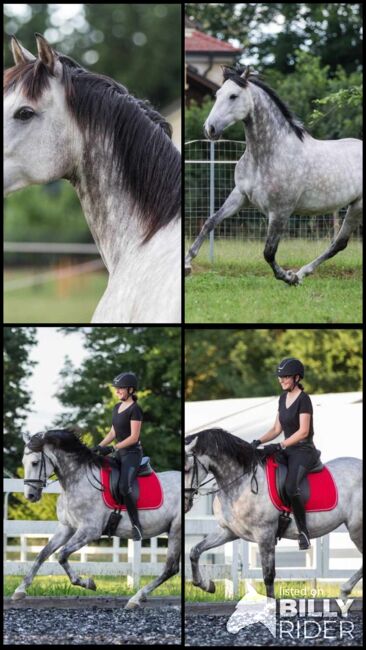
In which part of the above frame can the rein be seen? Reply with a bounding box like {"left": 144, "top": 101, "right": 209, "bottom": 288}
{"left": 185, "top": 452, "right": 260, "bottom": 501}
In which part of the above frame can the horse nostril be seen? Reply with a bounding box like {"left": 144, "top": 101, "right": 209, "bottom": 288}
{"left": 209, "top": 125, "right": 216, "bottom": 137}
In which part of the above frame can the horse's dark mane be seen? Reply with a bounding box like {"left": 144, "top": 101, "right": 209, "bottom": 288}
{"left": 4, "top": 54, "right": 180, "bottom": 243}
{"left": 185, "top": 428, "right": 264, "bottom": 472}
{"left": 222, "top": 64, "right": 306, "bottom": 142}
{"left": 27, "top": 429, "right": 104, "bottom": 468}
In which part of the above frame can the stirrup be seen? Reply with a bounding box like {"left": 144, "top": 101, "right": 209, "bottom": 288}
{"left": 298, "top": 531, "right": 311, "bottom": 550}
{"left": 131, "top": 524, "right": 142, "bottom": 541}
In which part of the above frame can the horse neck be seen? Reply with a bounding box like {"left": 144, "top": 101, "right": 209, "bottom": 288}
{"left": 244, "top": 83, "right": 300, "bottom": 161}
{"left": 73, "top": 149, "right": 144, "bottom": 274}
{"left": 49, "top": 447, "right": 85, "bottom": 491}
{"left": 206, "top": 453, "right": 250, "bottom": 489}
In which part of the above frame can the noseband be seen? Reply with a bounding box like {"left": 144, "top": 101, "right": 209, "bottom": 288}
{"left": 185, "top": 454, "right": 214, "bottom": 498}
{"left": 23, "top": 448, "right": 58, "bottom": 489}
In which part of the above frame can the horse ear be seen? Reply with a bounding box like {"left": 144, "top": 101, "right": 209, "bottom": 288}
{"left": 22, "top": 431, "right": 32, "bottom": 444}
{"left": 240, "top": 65, "right": 251, "bottom": 80}
{"left": 11, "top": 36, "right": 36, "bottom": 65}
{"left": 35, "top": 33, "right": 62, "bottom": 76}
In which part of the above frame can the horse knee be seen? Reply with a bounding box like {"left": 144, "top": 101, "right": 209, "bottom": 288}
{"left": 263, "top": 244, "right": 275, "bottom": 264}
{"left": 190, "top": 546, "right": 200, "bottom": 563}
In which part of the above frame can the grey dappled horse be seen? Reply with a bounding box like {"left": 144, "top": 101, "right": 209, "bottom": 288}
{"left": 185, "top": 429, "right": 362, "bottom": 601}
{"left": 15, "top": 430, "right": 181, "bottom": 609}
{"left": 185, "top": 65, "right": 362, "bottom": 285}
{"left": 4, "top": 34, "right": 181, "bottom": 323}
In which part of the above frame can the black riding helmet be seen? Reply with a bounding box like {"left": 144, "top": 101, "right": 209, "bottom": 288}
{"left": 112, "top": 372, "right": 138, "bottom": 390}
{"left": 276, "top": 358, "right": 304, "bottom": 378}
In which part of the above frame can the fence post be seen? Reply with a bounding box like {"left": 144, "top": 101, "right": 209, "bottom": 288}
{"left": 209, "top": 140, "right": 215, "bottom": 263}
{"left": 127, "top": 539, "right": 141, "bottom": 590}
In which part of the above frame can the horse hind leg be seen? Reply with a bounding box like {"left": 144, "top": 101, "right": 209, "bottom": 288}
{"left": 295, "top": 197, "right": 362, "bottom": 283}
{"left": 263, "top": 211, "right": 300, "bottom": 284}
{"left": 125, "top": 520, "right": 181, "bottom": 609}
{"left": 340, "top": 522, "right": 362, "bottom": 601}
{"left": 185, "top": 187, "right": 247, "bottom": 274}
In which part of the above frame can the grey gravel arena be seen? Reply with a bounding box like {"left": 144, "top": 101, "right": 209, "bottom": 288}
{"left": 4, "top": 606, "right": 181, "bottom": 645}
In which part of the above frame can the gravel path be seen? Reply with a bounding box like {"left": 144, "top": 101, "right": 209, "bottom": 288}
{"left": 185, "top": 612, "right": 363, "bottom": 646}
{"left": 4, "top": 606, "right": 181, "bottom": 645}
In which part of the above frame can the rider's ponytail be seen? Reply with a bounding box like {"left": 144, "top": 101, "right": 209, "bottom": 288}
{"left": 131, "top": 392, "right": 138, "bottom": 402}
{"left": 298, "top": 382, "right": 304, "bottom": 391}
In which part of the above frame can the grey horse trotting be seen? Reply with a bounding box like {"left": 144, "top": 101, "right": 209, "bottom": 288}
{"left": 16, "top": 430, "right": 181, "bottom": 609}
{"left": 185, "top": 429, "right": 362, "bottom": 601}
{"left": 185, "top": 65, "right": 362, "bottom": 284}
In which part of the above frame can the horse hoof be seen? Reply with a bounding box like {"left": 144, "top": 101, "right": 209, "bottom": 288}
{"left": 185, "top": 266, "right": 192, "bottom": 276}
{"left": 12, "top": 591, "right": 26, "bottom": 601}
{"left": 86, "top": 578, "right": 97, "bottom": 591}
{"left": 125, "top": 600, "right": 141, "bottom": 610}
{"left": 285, "top": 270, "right": 299, "bottom": 285}
{"left": 207, "top": 580, "right": 216, "bottom": 593}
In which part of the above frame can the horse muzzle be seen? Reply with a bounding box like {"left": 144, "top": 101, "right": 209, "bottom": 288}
{"left": 204, "top": 123, "right": 222, "bottom": 141}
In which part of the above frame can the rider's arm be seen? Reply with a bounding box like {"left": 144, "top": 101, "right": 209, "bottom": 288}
{"left": 99, "top": 426, "right": 116, "bottom": 446}
{"left": 281, "top": 414, "right": 311, "bottom": 448}
{"left": 115, "top": 420, "right": 142, "bottom": 450}
{"left": 259, "top": 412, "right": 282, "bottom": 443}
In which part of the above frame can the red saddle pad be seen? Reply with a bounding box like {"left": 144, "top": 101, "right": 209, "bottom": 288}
{"left": 101, "top": 464, "right": 164, "bottom": 511}
{"left": 266, "top": 456, "right": 338, "bottom": 513}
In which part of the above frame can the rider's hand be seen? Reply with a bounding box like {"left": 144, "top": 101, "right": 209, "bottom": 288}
{"left": 261, "top": 443, "right": 282, "bottom": 457}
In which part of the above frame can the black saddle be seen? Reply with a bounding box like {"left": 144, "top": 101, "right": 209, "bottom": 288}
{"left": 107, "top": 455, "right": 153, "bottom": 504}
{"left": 275, "top": 450, "right": 323, "bottom": 508}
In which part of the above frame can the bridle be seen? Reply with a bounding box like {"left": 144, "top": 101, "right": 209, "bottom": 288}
{"left": 185, "top": 451, "right": 260, "bottom": 503}
{"left": 184, "top": 454, "right": 214, "bottom": 498}
{"left": 23, "top": 448, "right": 59, "bottom": 489}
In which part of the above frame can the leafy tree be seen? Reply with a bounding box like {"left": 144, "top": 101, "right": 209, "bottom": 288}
{"left": 185, "top": 329, "right": 362, "bottom": 400}
{"left": 4, "top": 327, "right": 37, "bottom": 475}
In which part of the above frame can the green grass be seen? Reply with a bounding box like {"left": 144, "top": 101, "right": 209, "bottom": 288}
{"left": 4, "top": 268, "right": 108, "bottom": 323}
{"left": 4, "top": 574, "right": 181, "bottom": 598}
{"left": 185, "top": 240, "right": 362, "bottom": 323}
{"left": 185, "top": 579, "right": 362, "bottom": 602}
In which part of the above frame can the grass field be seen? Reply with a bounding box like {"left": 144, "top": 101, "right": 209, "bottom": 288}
{"left": 185, "top": 240, "right": 362, "bottom": 324}
{"left": 4, "top": 268, "right": 108, "bottom": 323}
{"left": 185, "top": 579, "right": 362, "bottom": 602}
{"left": 4, "top": 574, "right": 181, "bottom": 598}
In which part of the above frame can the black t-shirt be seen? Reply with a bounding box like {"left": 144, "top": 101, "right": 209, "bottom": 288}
{"left": 278, "top": 391, "right": 314, "bottom": 448}
{"left": 112, "top": 401, "right": 143, "bottom": 449}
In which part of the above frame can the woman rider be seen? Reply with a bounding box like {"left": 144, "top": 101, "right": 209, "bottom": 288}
{"left": 252, "top": 358, "right": 320, "bottom": 550}
{"left": 95, "top": 372, "right": 143, "bottom": 541}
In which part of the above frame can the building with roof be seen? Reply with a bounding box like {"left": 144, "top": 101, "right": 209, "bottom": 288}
{"left": 185, "top": 16, "right": 242, "bottom": 106}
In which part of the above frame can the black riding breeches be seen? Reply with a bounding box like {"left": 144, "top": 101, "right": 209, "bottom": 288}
{"left": 280, "top": 446, "right": 319, "bottom": 500}
{"left": 116, "top": 448, "right": 143, "bottom": 496}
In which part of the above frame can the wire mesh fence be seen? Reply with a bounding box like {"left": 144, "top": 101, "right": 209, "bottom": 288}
{"left": 185, "top": 140, "right": 362, "bottom": 243}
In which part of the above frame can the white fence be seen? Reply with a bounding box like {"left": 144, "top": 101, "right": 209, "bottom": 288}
{"left": 4, "top": 479, "right": 173, "bottom": 588}
{"left": 185, "top": 139, "right": 361, "bottom": 255}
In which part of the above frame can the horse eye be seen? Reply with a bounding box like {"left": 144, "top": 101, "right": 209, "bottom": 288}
{"left": 31, "top": 461, "right": 39, "bottom": 466}
{"left": 229, "top": 94, "right": 238, "bottom": 100}
{"left": 14, "top": 107, "right": 35, "bottom": 121}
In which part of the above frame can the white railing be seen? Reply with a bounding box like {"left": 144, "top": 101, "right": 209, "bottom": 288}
{"left": 185, "top": 513, "right": 362, "bottom": 597}
{"left": 3, "top": 479, "right": 175, "bottom": 588}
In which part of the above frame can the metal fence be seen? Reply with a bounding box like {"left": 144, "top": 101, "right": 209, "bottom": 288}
{"left": 185, "top": 139, "right": 362, "bottom": 245}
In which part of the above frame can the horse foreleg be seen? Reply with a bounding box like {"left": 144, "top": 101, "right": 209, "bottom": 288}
{"left": 257, "top": 538, "right": 276, "bottom": 600}
{"left": 185, "top": 187, "right": 247, "bottom": 274}
{"left": 12, "top": 523, "right": 75, "bottom": 600}
{"left": 190, "top": 527, "right": 238, "bottom": 593}
{"left": 58, "top": 527, "right": 102, "bottom": 592}
{"left": 263, "top": 211, "right": 299, "bottom": 285}
{"left": 296, "top": 198, "right": 362, "bottom": 282}
{"left": 125, "top": 522, "right": 181, "bottom": 610}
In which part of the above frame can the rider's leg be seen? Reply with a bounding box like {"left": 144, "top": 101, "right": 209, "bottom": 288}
{"left": 285, "top": 458, "right": 311, "bottom": 550}
{"left": 118, "top": 451, "right": 143, "bottom": 541}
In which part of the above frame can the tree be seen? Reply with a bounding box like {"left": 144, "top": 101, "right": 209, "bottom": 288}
{"left": 4, "top": 327, "right": 37, "bottom": 476}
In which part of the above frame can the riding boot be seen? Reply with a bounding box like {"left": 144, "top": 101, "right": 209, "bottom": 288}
{"left": 290, "top": 493, "right": 311, "bottom": 550}
{"left": 124, "top": 492, "right": 143, "bottom": 541}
